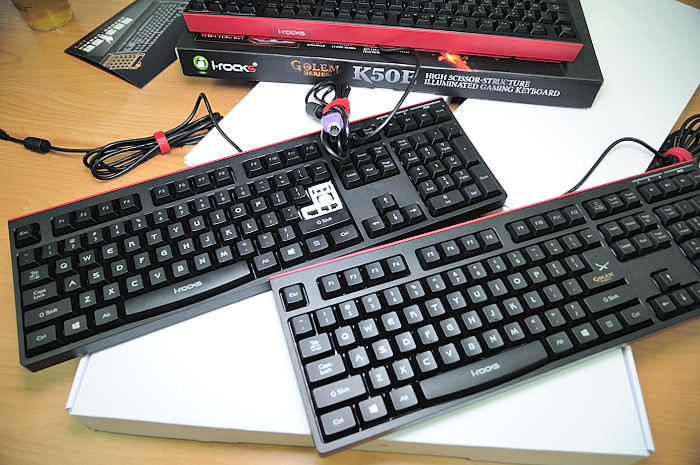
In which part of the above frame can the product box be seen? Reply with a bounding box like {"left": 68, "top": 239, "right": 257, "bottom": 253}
{"left": 175, "top": 0, "right": 602, "bottom": 108}
{"left": 67, "top": 292, "right": 654, "bottom": 465}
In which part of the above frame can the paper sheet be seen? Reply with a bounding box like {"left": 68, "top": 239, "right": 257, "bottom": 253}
{"left": 454, "top": 0, "right": 700, "bottom": 209}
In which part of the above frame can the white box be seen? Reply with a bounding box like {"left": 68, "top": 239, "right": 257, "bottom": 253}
{"left": 67, "top": 292, "right": 654, "bottom": 465}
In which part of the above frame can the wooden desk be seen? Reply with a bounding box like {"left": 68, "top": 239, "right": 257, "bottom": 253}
{"left": 1, "top": 2, "right": 698, "bottom": 464}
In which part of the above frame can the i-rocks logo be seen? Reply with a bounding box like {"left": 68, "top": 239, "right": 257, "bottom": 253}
{"left": 173, "top": 280, "right": 203, "bottom": 295}
{"left": 470, "top": 362, "right": 501, "bottom": 377}
{"left": 192, "top": 55, "right": 257, "bottom": 75}
{"left": 271, "top": 26, "right": 310, "bottom": 37}
{"left": 193, "top": 55, "right": 209, "bottom": 74}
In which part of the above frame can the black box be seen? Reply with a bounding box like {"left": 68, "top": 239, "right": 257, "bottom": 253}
{"left": 176, "top": 1, "right": 602, "bottom": 108}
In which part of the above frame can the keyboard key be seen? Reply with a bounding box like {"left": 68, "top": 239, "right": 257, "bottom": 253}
{"left": 299, "top": 333, "right": 333, "bottom": 360}
{"left": 320, "top": 406, "right": 356, "bottom": 436}
{"left": 389, "top": 385, "right": 418, "bottom": 410}
{"left": 313, "top": 374, "right": 366, "bottom": 409}
{"left": 25, "top": 326, "right": 58, "bottom": 351}
{"left": 358, "top": 396, "right": 388, "bottom": 423}
{"left": 23, "top": 298, "right": 72, "bottom": 328}
{"left": 306, "top": 353, "right": 346, "bottom": 383}
{"left": 291, "top": 314, "right": 313, "bottom": 339}
{"left": 282, "top": 284, "right": 307, "bottom": 311}
{"left": 427, "top": 190, "right": 466, "bottom": 215}
{"left": 14, "top": 223, "right": 41, "bottom": 248}
{"left": 546, "top": 331, "right": 574, "bottom": 354}
{"left": 583, "top": 285, "right": 638, "bottom": 314}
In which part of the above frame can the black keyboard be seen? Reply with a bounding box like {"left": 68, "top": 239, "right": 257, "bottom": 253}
{"left": 182, "top": 0, "right": 584, "bottom": 62}
{"left": 271, "top": 160, "right": 700, "bottom": 454}
{"left": 9, "top": 99, "right": 506, "bottom": 371}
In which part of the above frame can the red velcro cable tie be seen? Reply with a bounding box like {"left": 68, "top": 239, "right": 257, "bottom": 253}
{"left": 323, "top": 97, "right": 350, "bottom": 117}
{"left": 153, "top": 131, "right": 171, "bottom": 154}
{"left": 664, "top": 146, "right": 693, "bottom": 163}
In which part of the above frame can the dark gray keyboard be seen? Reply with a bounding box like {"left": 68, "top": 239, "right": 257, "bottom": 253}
{"left": 272, "top": 160, "right": 700, "bottom": 454}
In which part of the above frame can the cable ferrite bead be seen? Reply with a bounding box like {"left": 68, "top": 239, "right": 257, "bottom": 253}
{"left": 23, "top": 137, "right": 52, "bottom": 153}
{"left": 305, "top": 102, "right": 324, "bottom": 120}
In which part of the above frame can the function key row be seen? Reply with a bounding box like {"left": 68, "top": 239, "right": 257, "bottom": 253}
{"left": 151, "top": 166, "right": 234, "bottom": 205}
{"left": 243, "top": 142, "right": 323, "bottom": 178}
{"left": 417, "top": 227, "right": 501, "bottom": 270}
{"left": 279, "top": 255, "right": 409, "bottom": 313}
{"left": 51, "top": 193, "right": 141, "bottom": 237}
{"left": 507, "top": 204, "right": 585, "bottom": 243}
{"left": 317, "top": 254, "right": 409, "bottom": 299}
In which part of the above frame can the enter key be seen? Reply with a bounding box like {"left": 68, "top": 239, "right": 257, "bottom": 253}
{"left": 580, "top": 247, "right": 627, "bottom": 290}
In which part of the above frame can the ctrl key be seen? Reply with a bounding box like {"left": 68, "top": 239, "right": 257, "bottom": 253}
{"left": 26, "top": 325, "right": 58, "bottom": 352}
{"left": 320, "top": 406, "right": 357, "bottom": 437}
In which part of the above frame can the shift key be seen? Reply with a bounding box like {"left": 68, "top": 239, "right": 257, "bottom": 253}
{"left": 313, "top": 374, "right": 366, "bottom": 409}
{"left": 584, "top": 285, "right": 638, "bottom": 314}
{"left": 299, "top": 209, "right": 351, "bottom": 236}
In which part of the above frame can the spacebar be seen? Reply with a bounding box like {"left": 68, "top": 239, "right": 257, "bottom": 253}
{"left": 419, "top": 341, "right": 549, "bottom": 400}
{"left": 124, "top": 262, "right": 253, "bottom": 316}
